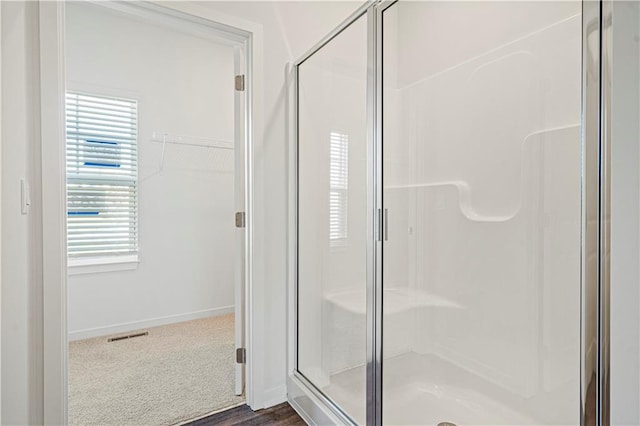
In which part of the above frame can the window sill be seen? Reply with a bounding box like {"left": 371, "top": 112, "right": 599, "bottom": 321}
{"left": 68, "top": 255, "right": 139, "bottom": 276}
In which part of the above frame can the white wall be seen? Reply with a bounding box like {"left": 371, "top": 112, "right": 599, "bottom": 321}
{"left": 0, "top": 1, "right": 361, "bottom": 423}
{"left": 1, "top": 2, "right": 43, "bottom": 424}
{"left": 611, "top": 2, "right": 640, "bottom": 424}
{"left": 65, "top": 3, "right": 236, "bottom": 340}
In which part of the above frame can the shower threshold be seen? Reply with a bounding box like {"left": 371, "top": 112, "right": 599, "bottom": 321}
{"left": 322, "top": 352, "right": 569, "bottom": 425}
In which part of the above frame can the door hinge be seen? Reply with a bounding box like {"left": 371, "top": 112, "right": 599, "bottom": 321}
{"left": 236, "top": 347, "right": 246, "bottom": 364}
{"left": 235, "top": 74, "right": 245, "bottom": 91}
{"left": 235, "top": 211, "right": 246, "bottom": 228}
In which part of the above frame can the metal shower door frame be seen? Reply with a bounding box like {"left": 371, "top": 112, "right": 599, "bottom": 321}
{"left": 289, "top": 2, "right": 375, "bottom": 425}
{"left": 583, "top": 0, "right": 612, "bottom": 424}
{"left": 288, "top": 1, "right": 611, "bottom": 425}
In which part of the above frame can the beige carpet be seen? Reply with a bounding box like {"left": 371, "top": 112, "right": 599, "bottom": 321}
{"left": 69, "top": 314, "right": 244, "bottom": 426}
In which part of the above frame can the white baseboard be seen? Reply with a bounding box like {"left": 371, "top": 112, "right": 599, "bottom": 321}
{"left": 68, "top": 305, "right": 234, "bottom": 341}
{"left": 261, "top": 385, "right": 287, "bottom": 408}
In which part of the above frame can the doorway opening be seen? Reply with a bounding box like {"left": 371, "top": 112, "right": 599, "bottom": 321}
{"left": 62, "top": 2, "right": 251, "bottom": 424}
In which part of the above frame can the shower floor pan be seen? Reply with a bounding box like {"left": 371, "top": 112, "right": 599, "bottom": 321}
{"left": 323, "top": 352, "right": 540, "bottom": 426}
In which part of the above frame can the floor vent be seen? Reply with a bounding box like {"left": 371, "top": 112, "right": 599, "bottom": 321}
{"left": 108, "top": 331, "right": 149, "bottom": 342}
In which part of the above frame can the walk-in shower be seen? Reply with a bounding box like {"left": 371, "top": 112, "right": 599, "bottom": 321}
{"left": 288, "top": 1, "right": 610, "bottom": 425}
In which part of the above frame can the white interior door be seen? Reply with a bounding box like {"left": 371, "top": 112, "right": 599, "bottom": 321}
{"left": 233, "top": 45, "right": 246, "bottom": 397}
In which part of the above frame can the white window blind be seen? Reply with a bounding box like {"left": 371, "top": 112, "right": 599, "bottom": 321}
{"left": 66, "top": 92, "right": 138, "bottom": 258}
{"left": 329, "top": 131, "right": 349, "bottom": 245}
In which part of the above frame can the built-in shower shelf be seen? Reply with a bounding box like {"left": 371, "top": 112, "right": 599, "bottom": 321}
{"left": 384, "top": 181, "right": 516, "bottom": 222}
{"left": 325, "top": 287, "right": 461, "bottom": 316}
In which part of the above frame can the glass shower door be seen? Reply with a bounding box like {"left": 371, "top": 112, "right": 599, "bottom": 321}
{"left": 296, "top": 12, "right": 368, "bottom": 424}
{"left": 380, "top": 2, "right": 582, "bottom": 424}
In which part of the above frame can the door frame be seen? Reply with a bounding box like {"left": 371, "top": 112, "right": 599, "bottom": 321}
{"left": 38, "top": 1, "right": 263, "bottom": 424}
{"left": 287, "top": 1, "right": 612, "bottom": 425}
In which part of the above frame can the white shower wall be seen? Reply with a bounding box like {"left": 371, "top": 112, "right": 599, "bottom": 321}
{"left": 382, "top": 2, "right": 582, "bottom": 424}
{"left": 299, "top": 4, "right": 583, "bottom": 423}
{"left": 65, "top": 3, "right": 237, "bottom": 339}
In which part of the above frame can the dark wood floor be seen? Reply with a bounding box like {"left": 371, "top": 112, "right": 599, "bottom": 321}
{"left": 186, "top": 403, "right": 306, "bottom": 426}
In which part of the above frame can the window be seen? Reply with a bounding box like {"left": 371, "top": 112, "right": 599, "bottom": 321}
{"left": 329, "top": 131, "right": 349, "bottom": 246}
{"left": 66, "top": 92, "right": 138, "bottom": 260}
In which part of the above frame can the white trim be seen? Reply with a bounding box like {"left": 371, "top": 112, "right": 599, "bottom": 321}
{"left": 68, "top": 255, "right": 139, "bottom": 275}
{"left": 68, "top": 305, "right": 235, "bottom": 342}
{"left": 40, "top": 2, "right": 68, "bottom": 425}
{"left": 286, "top": 60, "right": 297, "bottom": 383}
{"left": 262, "top": 385, "right": 287, "bottom": 408}
{"left": 39, "top": 0, "right": 265, "bottom": 421}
